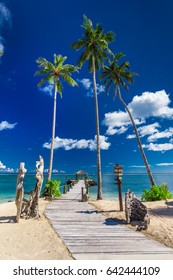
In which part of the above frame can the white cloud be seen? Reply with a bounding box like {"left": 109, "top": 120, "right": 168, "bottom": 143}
{"left": 128, "top": 90, "right": 173, "bottom": 119}
{"left": 39, "top": 84, "right": 54, "bottom": 96}
{"left": 138, "top": 123, "right": 160, "bottom": 137}
{"left": 156, "top": 163, "right": 173, "bottom": 166}
{"left": 143, "top": 143, "right": 173, "bottom": 152}
{"left": 0, "top": 3, "right": 12, "bottom": 54}
{"left": 102, "top": 90, "right": 173, "bottom": 152}
{"left": 106, "top": 125, "right": 129, "bottom": 136}
{"left": 5, "top": 167, "right": 14, "bottom": 173}
{"left": 78, "top": 78, "right": 92, "bottom": 89}
{"left": 147, "top": 128, "right": 173, "bottom": 142}
{"left": 0, "top": 161, "right": 6, "bottom": 169}
{"left": 77, "top": 78, "right": 105, "bottom": 97}
{"left": 127, "top": 123, "right": 160, "bottom": 139}
{"left": 43, "top": 135, "right": 111, "bottom": 151}
{"left": 0, "top": 161, "right": 14, "bottom": 173}
{"left": 103, "top": 110, "right": 145, "bottom": 136}
{"left": 0, "top": 121, "right": 17, "bottom": 131}
{"left": 129, "top": 165, "right": 148, "bottom": 168}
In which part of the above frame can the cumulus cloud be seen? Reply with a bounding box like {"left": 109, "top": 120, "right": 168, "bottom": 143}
{"left": 0, "top": 121, "right": 17, "bottom": 131}
{"left": 127, "top": 123, "right": 160, "bottom": 139}
{"left": 147, "top": 128, "right": 173, "bottom": 142}
{"left": 39, "top": 84, "right": 54, "bottom": 96}
{"left": 103, "top": 110, "right": 145, "bottom": 136}
{"left": 78, "top": 78, "right": 92, "bottom": 89}
{"left": 43, "top": 135, "right": 111, "bottom": 151}
{"left": 128, "top": 90, "right": 173, "bottom": 119}
{"left": 103, "top": 90, "right": 173, "bottom": 152}
{"left": 0, "top": 160, "right": 6, "bottom": 169}
{"left": 143, "top": 143, "right": 173, "bottom": 152}
{"left": 0, "top": 161, "right": 14, "bottom": 173}
{"left": 0, "top": 2, "right": 12, "bottom": 54}
{"left": 77, "top": 78, "right": 105, "bottom": 97}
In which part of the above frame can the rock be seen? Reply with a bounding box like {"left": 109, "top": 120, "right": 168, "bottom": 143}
{"left": 125, "top": 189, "right": 150, "bottom": 231}
{"left": 85, "top": 179, "right": 97, "bottom": 186}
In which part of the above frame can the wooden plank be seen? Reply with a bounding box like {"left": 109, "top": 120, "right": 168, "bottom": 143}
{"left": 45, "top": 180, "right": 173, "bottom": 258}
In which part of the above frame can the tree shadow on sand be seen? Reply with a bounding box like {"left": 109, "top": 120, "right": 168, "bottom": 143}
{"left": 76, "top": 209, "right": 118, "bottom": 214}
{"left": 148, "top": 205, "right": 173, "bottom": 217}
{"left": 0, "top": 216, "right": 16, "bottom": 223}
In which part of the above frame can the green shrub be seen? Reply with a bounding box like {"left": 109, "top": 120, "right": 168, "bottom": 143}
{"left": 45, "top": 180, "right": 62, "bottom": 198}
{"left": 141, "top": 183, "right": 173, "bottom": 201}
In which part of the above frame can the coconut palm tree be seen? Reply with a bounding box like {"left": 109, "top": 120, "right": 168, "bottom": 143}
{"left": 71, "top": 15, "right": 115, "bottom": 200}
{"left": 100, "top": 52, "right": 156, "bottom": 186}
{"left": 35, "top": 54, "right": 78, "bottom": 182}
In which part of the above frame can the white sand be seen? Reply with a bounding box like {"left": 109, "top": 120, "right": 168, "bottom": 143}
{"left": 89, "top": 199, "right": 173, "bottom": 249}
{"left": 0, "top": 199, "right": 73, "bottom": 260}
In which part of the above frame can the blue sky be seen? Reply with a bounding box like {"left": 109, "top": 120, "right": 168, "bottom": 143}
{"left": 0, "top": 0, "right": 173, "bottom": 174}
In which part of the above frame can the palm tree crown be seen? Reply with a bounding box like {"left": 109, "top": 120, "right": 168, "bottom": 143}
{"left": 71, "top": 16, "right": 115, "bottom": 200}
{"left": 71, "top": 15, "right": 115, "bottom": 71}
{"left": 35, "top": 54, "right": 79, "bottom": 97}
{"left": 35, "top": 54, "right": 78, "bottom": 183}
{"left": 100, "top": 52, "right": 156, "bottom": 186}
{"left": 100, "top": 52, "right": 137, "bottom": 96}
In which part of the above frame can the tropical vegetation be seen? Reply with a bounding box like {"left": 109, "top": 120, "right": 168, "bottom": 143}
{"left": 44, "top": 180, "right": 62, "bottom": 198}
{"left": 71, "top": 15, "right": 115, "bottom": 200}
{"left": 35, "top": 54, "right": 78, "bottom": 182}
{"left": 100, "top": 52, "right": 156, "bottom": 186}
{"left": 141, "top": 183, "right": 173, "bottom": 201}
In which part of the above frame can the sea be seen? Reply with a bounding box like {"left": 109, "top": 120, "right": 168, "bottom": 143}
{"left": 0, "top": 173, "right": 173, "bottom": 204}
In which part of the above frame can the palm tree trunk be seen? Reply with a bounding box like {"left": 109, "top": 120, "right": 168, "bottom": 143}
{"left": 117, "top": 87, "right": 156, "bottom": 186}
{"left": 47, "top": 82, "right": 57, "bottom": 182}
{"left": 92, "top": 55, "right": 103, "bottom": 200}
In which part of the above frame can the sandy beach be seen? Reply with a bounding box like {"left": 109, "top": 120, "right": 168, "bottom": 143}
{"left": 90, "top": 199, "right": 173, "bottom": 249}
{"left": 0, "top": 197, "right": 173, "bottom": 260}
{"left": 0, "top": 199, "right": 73, "bottom": 260}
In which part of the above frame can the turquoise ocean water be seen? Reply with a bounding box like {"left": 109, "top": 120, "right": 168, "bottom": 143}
{"left": 0, "top": 173, "right": 173, "bottom": 204}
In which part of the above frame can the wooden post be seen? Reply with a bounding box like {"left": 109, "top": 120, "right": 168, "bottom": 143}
{"left": 86, "top": 185, "right": 89, "bottom": 194}
{"left": 63, "top": 185, "right": 66, "bottom": 194}
{"left": 15, "top": 162, "right": 27, "bottom": 222}
{"left": 81, "top": 187, "right": 84, "bottom": 202}
{"left": 117, "top": 178, "right": 123, "bottom": 211}
{"left": 114, "top": 164, "right": 123, "bottom": 212}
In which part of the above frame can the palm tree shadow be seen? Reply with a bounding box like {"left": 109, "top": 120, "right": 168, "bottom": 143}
{"left": 76, "top": 209, "right": 117, "bottom": 214}
{"left": 76, "top": 210, "right": 126, "bottom": 225}
{"left": 0, "top": 216, "right": 16, "bottom": 223}
{"left": 148, "top": 207, "right": 173, "bottom": 217}
{"left": 166, "top": 201, "right": 173, "bottom": 207}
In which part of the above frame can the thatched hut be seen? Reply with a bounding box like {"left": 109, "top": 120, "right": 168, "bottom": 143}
{"left": 75, "top": 170, "right": 88, "bottom": 180}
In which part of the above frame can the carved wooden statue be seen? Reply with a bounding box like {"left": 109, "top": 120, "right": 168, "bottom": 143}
{"left": 15, "top": 162, "right": 27, "bottom": 223}
{"left": 21, "top": 156, "right": 44, "bottom": 219}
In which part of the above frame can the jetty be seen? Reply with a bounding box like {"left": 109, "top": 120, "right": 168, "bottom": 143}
{"left": 45, "top": 180, "right": 173, "bottom": 259}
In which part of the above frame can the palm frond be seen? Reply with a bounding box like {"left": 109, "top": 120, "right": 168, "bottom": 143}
{"left": 71, "top": 39, "right": 87, "bottom": 50}
{"left": 82, "top": 15, "right": 93, "bottom": 30}
{"left": 37, "top": 74, "right": 54, "bottom": 87}
{"left": 54, "top": 54, "right": 67, "bottom": 66}
{"left": 61, "top": 74, "right": 78, "bottom": 87}
{"left": 100, "top": 52, "right": 138, "bottom": 97}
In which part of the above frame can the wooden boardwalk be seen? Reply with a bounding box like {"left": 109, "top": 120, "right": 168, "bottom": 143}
{"left": 45, "top": 180, "right": 173, "bottom": 259}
